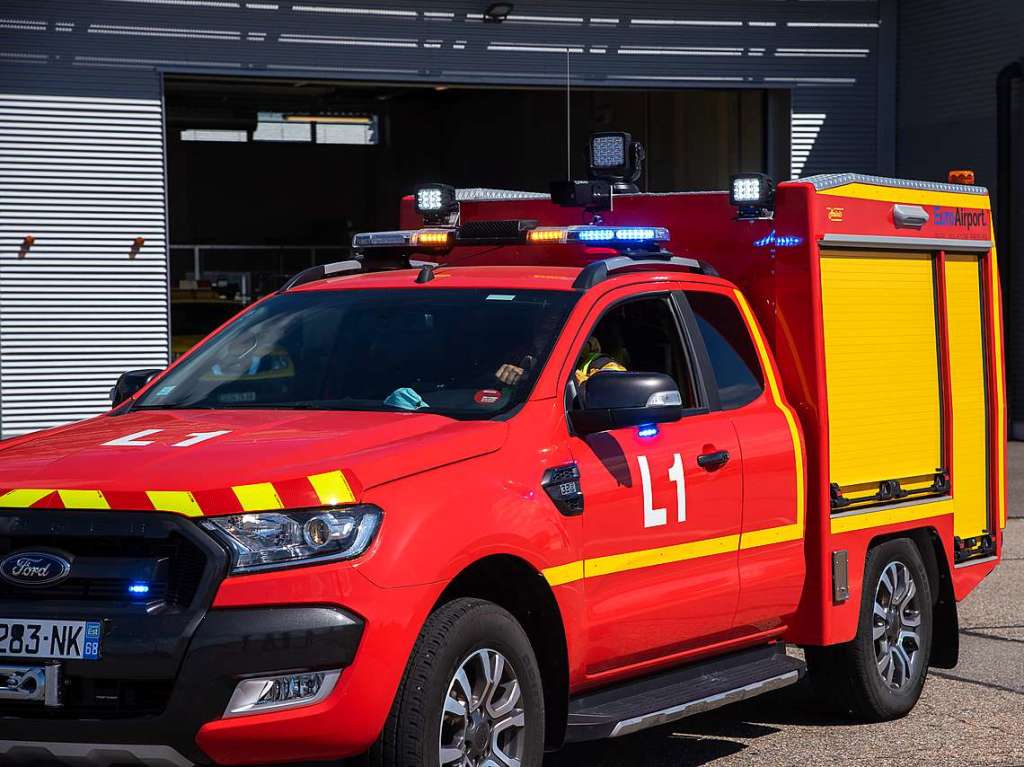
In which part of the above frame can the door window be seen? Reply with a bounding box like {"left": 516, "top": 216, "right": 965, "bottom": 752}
{"left": 574, "top": 296, "right": 698, "bottom": 409}
{"left": 687, "top": 292, "right": 764, "bottom": 410}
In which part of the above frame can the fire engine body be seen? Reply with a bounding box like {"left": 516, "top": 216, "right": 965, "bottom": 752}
{"left": 0, "top": 169, "right": 1004, "bottom": 766}
{"left": 399, "top": 173, "right": 1007, "bottom": 648}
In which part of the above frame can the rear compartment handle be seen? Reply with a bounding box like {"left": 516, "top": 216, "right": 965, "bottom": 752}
{"left": 697, "top": 450, "right": 730, "bottom": 471}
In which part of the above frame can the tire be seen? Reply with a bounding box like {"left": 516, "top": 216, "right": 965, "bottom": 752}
{"left": 369, "top": 598, "right": 546, "bottom": 767}
{"left": 806, "top": 538, "right": 933, "bottom": 721}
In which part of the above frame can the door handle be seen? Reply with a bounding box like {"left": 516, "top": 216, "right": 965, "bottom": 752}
{"left": 697, "top": 450, "right": 730, "bottom": 471}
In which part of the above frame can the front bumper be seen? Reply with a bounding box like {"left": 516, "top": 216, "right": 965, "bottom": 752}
{"left": 0, "top": 605, "right": 364, "bottom": 765}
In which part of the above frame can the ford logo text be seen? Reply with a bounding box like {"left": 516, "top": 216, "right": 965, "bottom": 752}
{"left": 0, "top": 551, "right": 72, "bottom": 587}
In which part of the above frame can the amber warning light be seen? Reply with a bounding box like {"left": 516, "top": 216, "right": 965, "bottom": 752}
{"left": 948, "top": 169, "right": 976, "bottom": 185}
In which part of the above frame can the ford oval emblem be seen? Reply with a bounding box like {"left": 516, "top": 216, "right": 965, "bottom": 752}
{"left": 0, "top": 551, "right": 72, "bottom": 588}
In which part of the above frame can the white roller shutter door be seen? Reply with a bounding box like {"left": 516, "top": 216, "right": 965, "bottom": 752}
{"left": 0, "top": 93, "right": 169, "bottom": 438}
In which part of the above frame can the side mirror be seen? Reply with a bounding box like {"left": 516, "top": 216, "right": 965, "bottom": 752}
{"left": 110, "top": 368, "right": 162, "bottom": 407}
{"left": 570, "top": 371, "right": 684, "bottom": 435}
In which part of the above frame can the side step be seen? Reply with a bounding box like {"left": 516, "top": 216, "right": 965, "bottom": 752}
{"left": 565, "top": 643, "right": 804, "bottom": 742}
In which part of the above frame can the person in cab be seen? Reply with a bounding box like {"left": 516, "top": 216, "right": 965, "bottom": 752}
{"left": 495, "top": 334, "right": 627, "bottom": 387}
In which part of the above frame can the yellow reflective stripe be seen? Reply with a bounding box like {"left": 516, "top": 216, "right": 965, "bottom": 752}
{"left": 733, "top": 290, "right": 806, "bottom": 549}
{"left": 0, "top": 488, "right": 54, "bottom": 507}
{"left": 819, "top": 183, "right": 991, "bottom": 210}
{"left": 232, "top": 482, "right": 284, "bottom": 511}
{"left": 542, "top": 561, "right": 585, "bottom": 587}
{"left": 542, "top": 534, "right": 739, "bottom": 587}
{"left": 147, "top": 490, "right": 203, "bottom": 518}
{"left": 57, "top": 490, "right": 110, "bottom": 510}
{"left": 831, "top": 499, "right": 953, "bottom": 535}
{"left": 586, "top": 534, "right": 740, "bottom": 578}
{"left": 308, "top": 470, "right": 356, "bottom": 506}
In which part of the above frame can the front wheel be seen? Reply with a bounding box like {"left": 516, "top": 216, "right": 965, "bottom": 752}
{"left": 806, "top": 538, "right": 933, "bottom": 721}
{"left": 371, "top": 598, "right": 546, "bottom": 767}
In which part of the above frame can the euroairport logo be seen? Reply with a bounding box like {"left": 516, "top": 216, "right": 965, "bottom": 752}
{"left": 932, "top": 206, "right": 987, "bottom": 228}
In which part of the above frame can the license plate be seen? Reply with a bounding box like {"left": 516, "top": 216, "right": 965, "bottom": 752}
{"left": 0, "top": 619, "right": 101, "bottom": 661}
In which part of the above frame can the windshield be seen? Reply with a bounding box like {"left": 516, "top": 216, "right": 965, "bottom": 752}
{"left": 136, "top": 288, "right": 578, "bottom": 418}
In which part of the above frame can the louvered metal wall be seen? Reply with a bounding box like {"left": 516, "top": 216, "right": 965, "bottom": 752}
{"left": 898, "top": 0, "right": 1024, "bottom": 437}
{"left": 0, "top": 92, "right": 169, "bottom": 438}
{"left": 0, "top": 0, "right": 893, "bottom": 438}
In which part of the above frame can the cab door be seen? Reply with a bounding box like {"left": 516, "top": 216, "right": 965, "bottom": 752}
{"left": 566, "top": 289, "right": 743, "bottom": 677}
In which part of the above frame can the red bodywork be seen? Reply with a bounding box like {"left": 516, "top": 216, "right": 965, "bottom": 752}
{"left": 0, "top": 181, "right": 1004, "bottom": 764}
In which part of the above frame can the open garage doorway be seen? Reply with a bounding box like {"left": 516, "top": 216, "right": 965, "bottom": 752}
{"left": 164, "top": 75, "right": 790, "bottom": 353}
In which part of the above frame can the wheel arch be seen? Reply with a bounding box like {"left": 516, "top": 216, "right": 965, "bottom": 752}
{"left": 434, "top": 554, "right": 571, "bottom": 749}
{"left": 867, "top": 526, "right": 958, "bottom": 669}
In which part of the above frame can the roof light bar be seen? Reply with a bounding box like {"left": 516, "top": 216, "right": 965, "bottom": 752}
{"left": 529, "top": 225, "right": 670, "bottom": 245}
{"left": 352, "top": 229, "right": 453, "bottom": 250}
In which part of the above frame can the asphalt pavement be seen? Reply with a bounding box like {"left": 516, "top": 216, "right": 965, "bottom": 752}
{"left": 546, "top": 441, "right": 1024, "bottom": 767}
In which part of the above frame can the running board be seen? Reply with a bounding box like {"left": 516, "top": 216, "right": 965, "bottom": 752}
{"left": 565, "top": 643, "right": 804, "bottom": 742}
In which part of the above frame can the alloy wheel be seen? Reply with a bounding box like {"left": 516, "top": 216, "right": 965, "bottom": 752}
{"left": 872, "top": 560, "right": 923, "bottom": 690}
{"left": 439, "top": 648, "right": 526, "bottom": 767}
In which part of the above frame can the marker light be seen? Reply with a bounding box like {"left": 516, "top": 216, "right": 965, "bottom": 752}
{"left": 128, "top": 582, "right": 150, "bottom": 595}
{"left": 637, "top": 424, "right": 659, "bottom": 438}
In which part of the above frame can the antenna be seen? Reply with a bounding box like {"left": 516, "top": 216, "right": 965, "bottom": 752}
{"left": 565, "top": 47, "right": 571, "bottom": 180}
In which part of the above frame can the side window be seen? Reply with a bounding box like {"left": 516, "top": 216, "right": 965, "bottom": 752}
{"left": 687, "top": 292, "right": 764, "bottom": 410}
{"left": 575, "top": 297, "right": 698, "bottom": 408}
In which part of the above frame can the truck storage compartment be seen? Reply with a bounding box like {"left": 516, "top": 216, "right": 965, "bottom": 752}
{"left": 820, "top": 249, "right": 947, "bottom": 508}
{"left": 944, "top": 253, "right": 993, "bottom": 556}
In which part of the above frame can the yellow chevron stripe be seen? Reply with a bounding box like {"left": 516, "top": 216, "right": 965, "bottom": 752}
{"left": 0, "top": 489, "right": 54, "bottom": 507}
{"left": 233, "top": 482, "right": 284, "bottom": 511}
{"left": 147, "top": 490, "right": 204, "bottom": 518}
{"left": 57, "top": 490, "right": 110, "bottom": 510}
{"left": 308, "top": 470, "right": 356, "bottom": 506}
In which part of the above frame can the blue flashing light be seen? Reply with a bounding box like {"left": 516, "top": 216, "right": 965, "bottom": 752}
{"left": 578, "top": 228, "right": 617, "bottom": 242}
{"left": 128, "top": 582, "right": 151, "bottom": 595}
{"left": 614, "top": 227, "right": 657, "bottom": 241}
{"left": 572, "top": 226, "right": 669, "bottom": 245}
{"left": 753, "top": 229, "right": 804, "bottom": 249}
{"left": 637, "top": 424, "right": 659, "bottom": 438}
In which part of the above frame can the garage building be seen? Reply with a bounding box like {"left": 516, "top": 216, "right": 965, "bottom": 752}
{"left": 0, "top": 0, "right": 1021, "bottom": 439}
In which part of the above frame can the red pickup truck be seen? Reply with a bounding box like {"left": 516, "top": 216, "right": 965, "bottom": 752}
{"left": 0, "top": 155, "right": 1005, "bottom": 767}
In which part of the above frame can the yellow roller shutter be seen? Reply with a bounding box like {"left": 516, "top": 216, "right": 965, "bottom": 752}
{"left": 821, "top": 250, "right": 944, "bottom": 500}
{"left": 944, "top": 254, "right": 991, "bottom": 541}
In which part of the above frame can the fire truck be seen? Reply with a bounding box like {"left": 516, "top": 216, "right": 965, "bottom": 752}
{"left": 0, "top": 132, "right": 1005, "bottom": 767}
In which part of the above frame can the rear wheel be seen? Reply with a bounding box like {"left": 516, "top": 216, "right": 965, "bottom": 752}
{"left": 806, "top": 538, "right": 933, "bottom": 721}
{"left": 371, "top": 598, "right": 545, "bottom": 767}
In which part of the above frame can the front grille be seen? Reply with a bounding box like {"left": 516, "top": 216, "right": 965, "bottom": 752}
{"left": 0, "top": 678, "right": 174, "bottom": 719}
{"left": 0, "top": 521, "right": 210, "bottom": 608}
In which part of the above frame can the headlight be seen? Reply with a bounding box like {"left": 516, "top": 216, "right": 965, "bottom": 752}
{"left": 201, "top": 505, "right": 382, "bottom": 573}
